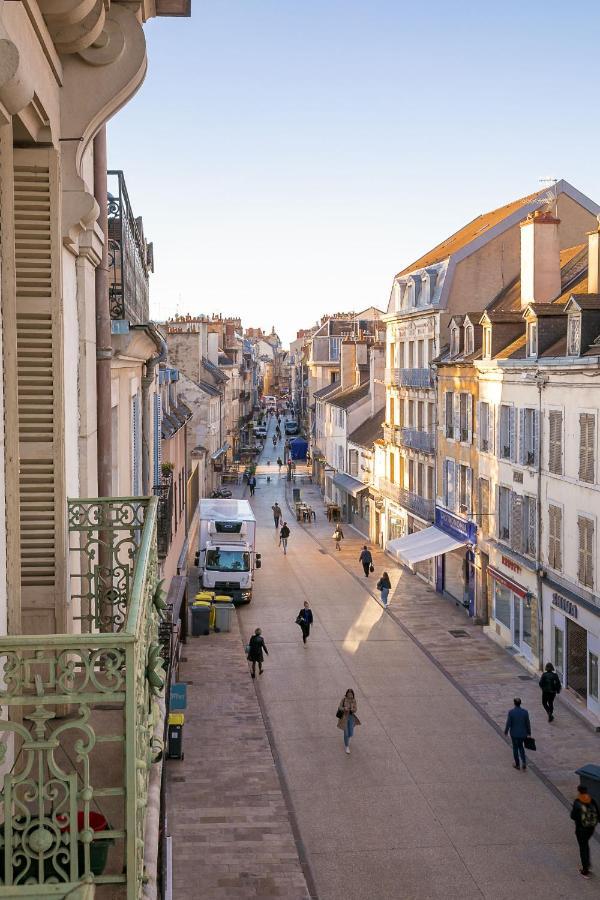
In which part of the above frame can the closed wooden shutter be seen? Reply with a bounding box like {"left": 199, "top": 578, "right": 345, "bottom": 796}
{"left": 578, "top": 516, "right": 594, "bottom": 588}
{"left": 465, "top": 467, "right": 472, "bottom": 516}
{"left": 511, "top": 493, "right": 523, "bottom": 553}
{"left": 446, "top": 459, "right": 455, "bottom": 511}
{"left": 453, "top": 392, "right": 460, "bottom": 441}
{"left": 579, "top": 413, "right": 595, "bottom": 483}
{"left": 525, "top": 496, "right": 536, "bottom": 556}
{"left": 548, "top": 504, "right": 562, "bottom": 571}
{"left": 532, "top": 409, "right": 540, "bottom": 468}
{"left": 518, "top": 408, "right": 525, "bottom": 465}
{"left": 466, "top": 394, "right": 473, "bottom": 444}
{"left": 548, "top": 410, "right": 563, "bottom": 475}
{"left": 509, "top": 406, "right": 517, "bottom": 462}
{"left": 479, "top": 478, "right": 490, "bottom": 536}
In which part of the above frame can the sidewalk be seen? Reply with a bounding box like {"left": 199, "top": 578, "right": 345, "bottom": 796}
{"left": 286, "top": 475, "right": 600, "bottom": 808}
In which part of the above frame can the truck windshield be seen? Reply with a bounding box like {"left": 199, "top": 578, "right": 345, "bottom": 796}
{"left": 205, "top": 550, "right": 250, "bottom": 572}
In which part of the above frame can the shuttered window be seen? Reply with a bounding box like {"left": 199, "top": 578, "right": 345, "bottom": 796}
{"left": 499, "top": 405, "right": 514, "bottom": 460}
{"left": 459, "top": 393, "right": 472, "bottom": 443}
{"left": 523, "top": 496, "right": 536, "bottom": 557}
{"left": 548, "top": 410, "right": 563, "bottom": 475}
{"left": 498, "top": 486, "right": 511, "bottom": 541}
{"left": 579, "top": 413, "right": 595, "bottom": 483}
{"left": 511, "top": 494, "right": 523, "bottom": 553}
{"left": 519, "top": 408, "right": 539, "bottom": 467}
{"left": 578, "top": 516, "right": 594, "bottom": 588}
{"left": 444, "top": 391, "right": 453, "bottom": 438}
{"left": 479, "top": 477, "right": 490, "bottom": 536}
{"left": 478, "top": 402, "right": 490, "bottom": 452}
{"left": 548, "top": 504, "right": 562, "bottom": 571}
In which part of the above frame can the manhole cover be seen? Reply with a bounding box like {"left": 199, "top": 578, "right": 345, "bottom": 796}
{"left": 518, "top": 675, "right": 533, "bottom": 681}
{"left": 448, "top": 629, "right": 469, "bottom": 638}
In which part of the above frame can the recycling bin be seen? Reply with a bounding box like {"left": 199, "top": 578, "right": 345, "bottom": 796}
{"left": 576, "top": 764, "right": 600, "bottom": 805}
{"left": 213, "top": 595, "right": 234, "bottom": 633}
{"left": 190, "top": 600, "right": 211, "bottom": 636}
{"left": 167, "top": 712, "right": 185, "bottom": 760}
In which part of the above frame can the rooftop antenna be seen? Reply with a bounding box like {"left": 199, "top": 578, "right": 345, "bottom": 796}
{"left": 538, "top": 177, "right": 558, "bottom": 217}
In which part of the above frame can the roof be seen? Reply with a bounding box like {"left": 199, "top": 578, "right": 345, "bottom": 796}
{"left": 566, "top": 294, "right": 600, "bottom": 311}
{"left": 202, "top": 357, "right": 228, "bottom": 383}
{"left": 328, "top": 382, "right": 370, "bottom": 409}
{"left": 198, "top": 379, "right": 221, "bottom": 397}
{"left": 395, "top": 190, "right": 542, "bottom": 277}
{"left": 348, "top": 410, "right": 385, "bottom": 448}
{"left": 490, "top": 244, "right": 587, "bottom": 314}
{"left": 313, "top": 382, "right": 341, "bottom": 401}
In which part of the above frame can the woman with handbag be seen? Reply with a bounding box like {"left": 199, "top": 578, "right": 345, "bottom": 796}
{"left": 336, "top": 688, "right": 361, "bottom": 754}
{"left": 295, "top": 601, "right": 313, "bottom": 645}
{"left": 376, "top": 571, "right": 391, "bottom": 607}
{"left": 332, "top": 525, "right": 344, "bottom": 551}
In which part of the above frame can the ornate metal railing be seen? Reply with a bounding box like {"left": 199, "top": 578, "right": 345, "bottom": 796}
{"left": 377, "top": 478, "right": 434, "bottom": 522}
{"left": 0, "top": 497, "right": 163, "bottom": 898}
{"left": 401, "top": 428, "right": 435, "bottom": 454}
{"left": 154, "top": 476, "right": 174, "bottom": 559}
{"left": 398, "top": 367, "right": 434, "bottom": 389}
{"left": 107, "top": 171, "right": 151, "bottom": 325}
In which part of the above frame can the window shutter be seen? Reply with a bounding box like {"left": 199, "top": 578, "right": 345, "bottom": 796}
{"left": 442, "top": 459, "right": 448, "bottom": 506}
{"left": 549, "top": 410, "right": 563, "bottom": 475}
{"left": 526, "top": 497, "right": 536, "bottom": 556}
{"left": 490, "top": 404, "right": 495, "bottom": 456}
{"left": 476, "top": 401, "right": 481, "bottom": 449}
{"left": 579, "top": 413, "right": 595, "bottom": 483}
{"left": 153, "top": 393, "right": 162, "bottom": 487}
{"left": 508, "top": 406, "right": 516, "bottom": 462}
{"left": 533, "top": 409, "right": 540, "bottom": 468}
{"left": 467, "top": 395, "right": 473, "bottom": 444}
{"left": 447, "top": 460, "right": 455, "bottom": 511}
{"left": 518, "top": 409, "right": 525, "bottom": 465}
{"left": 496, "top": 485, "right": 501, "bottom": 538}
{"left": 578, "top": 516, "right": 594, "bottom": 588}
{"left": 453, "top": 393, "right": 460, "bottom": 441}
{"left": 548, "top": 506, "right": 556, "bottom": 568}
{"left": 511, "top": 493, "right": 523, "bottom": 553}
{"left": 466, "top": 467, "right": 472, "bottom": 516}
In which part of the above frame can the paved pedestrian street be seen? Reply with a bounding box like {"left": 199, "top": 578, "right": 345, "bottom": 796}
{"left": 170, "top": 420, "right": 600, "bottom": 899}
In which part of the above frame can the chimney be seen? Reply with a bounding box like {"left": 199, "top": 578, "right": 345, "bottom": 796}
{"left": 588, "top": 217, "right": 600, "bottom": 294}
{"left": 370, "top": 344, "right": 385, "bottom": 417}
{"left": 207, "top": 331, "right": 219, "bottom": 366}
{"left": 520, "top": 209, "right": 561, "bottom": 308}
{"left": 340, "top": 340, "right": 357, "bottom": 390}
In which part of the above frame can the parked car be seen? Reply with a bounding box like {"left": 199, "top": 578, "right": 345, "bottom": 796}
{"left": 284, "top": 420, "right": 299, "bottom": 435}
{"left": 253, "top": 427, "right": 267, "bottom": 439}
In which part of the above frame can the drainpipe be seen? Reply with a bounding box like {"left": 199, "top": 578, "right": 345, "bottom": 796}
{"left": 94, "top": 126, "right": 112, "bottom": 498}
{"left": 535, "top": 371, "right": 548, "bottom": 669}
{"left": 141, "top": 324, "right": 167, "bottom": 495}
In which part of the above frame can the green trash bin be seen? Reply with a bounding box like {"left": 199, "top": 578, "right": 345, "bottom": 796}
{"left": 213, "top": 595, "right": 234, "bottom": 633}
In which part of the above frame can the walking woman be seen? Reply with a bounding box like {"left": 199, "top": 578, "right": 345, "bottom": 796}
{"left": 296, "top": 601, "right": 313, "bottom": 645}
{"left": 247, "top": 628, "right": 268, "bottom": 679}
{"left": 333, "top": 524, "right": 344, "bottom": 551}
{"left": 337, "top": 688, "right": 361, "bottom": 754}
{"left": 376, "top": 571, "right": 391, "bottom": 607}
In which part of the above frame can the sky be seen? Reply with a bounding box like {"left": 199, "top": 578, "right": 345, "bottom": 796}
{"left": 108, "top": 0, "right": 600, "bottom": 346}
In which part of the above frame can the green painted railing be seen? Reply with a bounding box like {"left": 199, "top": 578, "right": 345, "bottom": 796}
{"left": 0, "top": 498, "right": 163, "bottom": 898}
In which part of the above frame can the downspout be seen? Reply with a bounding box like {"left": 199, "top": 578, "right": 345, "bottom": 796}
{"left": 94, "top": 126, "right": 112, "bottom": 498}
{"left": 141, "top": 323, "right": 167, "bottom": 495}
{"left": 535, "top": 371, "right": 547, "bottom": 670}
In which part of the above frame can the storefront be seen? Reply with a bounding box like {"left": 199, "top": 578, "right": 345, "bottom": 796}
{"left": 387, "top": 503, "right": 406, "bottom": 542}
{"left": 487, "top": 563, "right": 536, "bottom": 665}
{"left": 332, "top": 472, "right": 370, "bottom": 536}
{"left": 543, "top": 582, "right": 600, "bottom": 720}
{"left": 386, "top": 511, "right": 469, "bottom": 590}
{"left": 433, "top": 508, "right": 477, "bottom": 613}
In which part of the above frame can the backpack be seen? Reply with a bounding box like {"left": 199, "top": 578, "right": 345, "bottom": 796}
{"left": 580, "top": 801, "right": 599, "bottom": 829}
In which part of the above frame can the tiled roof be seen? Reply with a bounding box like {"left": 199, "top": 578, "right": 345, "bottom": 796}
{"left": 567, "top": 294, "right": 600, "bottom": 310}
{"left": 329, "top": 382, "right": 370, "bottom": 409}
{"left": 313, "top": 382, "right": 341, "bottom": 400}
{"left": 490, "top": 244, "right": 587, "bottom": 313}
{"left": 198, "top": 379, "right": 221, "bottom": 397}
{"left": 202, "top": 357, "right": 228, "bottom": 383}
{"left": 395, "top": 190, "right": 543, "bottom": 277}
{"left": 348, "top": 410, "right": 385, "bottom": 448}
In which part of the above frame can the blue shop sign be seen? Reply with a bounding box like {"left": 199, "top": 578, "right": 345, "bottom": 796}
{"left": 170, "top": 683, "right": 187, "bottom": 711}
{"left": 435, "top": 507, "right": 477, "bottom": 544}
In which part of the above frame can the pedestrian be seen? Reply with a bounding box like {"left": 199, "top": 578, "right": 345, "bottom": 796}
{"left": 279, "top": 522, "right": 290, "bottom": 554}
{"left": 296, "top": 601, "right": 313, "bottom": 645}
{"left": 336, "top": 688, "right": 361, "bottom": 754}
{"left": 272, "top": 434, "right": 277, "bottom": 448}
{"left": 247, "top": 628, "right": 268, "bottom": 679}
{"left": 570, "top": 782, "right": 599, "bottom": 879}
{"left": 504, "top": 697, "right": 531, "bottom": 771}
{"left": 539, "top": 661, "right": 561, "bottom": 722}
{"left": 248, "top": 475, "right": 257, "bottom": 497}
{"left": 333, "top": 525, "right": 344, "bottom": 551}
{"left": 359, "top": 545, "right": 373, "bottom": 577}
{"left": 272, "top": 501, "right": 282, "bottom": 529}
{"left": 376, "top": 571, "right": 391, "bottom": 606}
{"left": 277, "top": 456, "right": 283, "bottom": 474}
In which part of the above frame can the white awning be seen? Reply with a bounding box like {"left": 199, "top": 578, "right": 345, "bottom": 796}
{"left": 332, "top": 472, "right": 368, "bottom": 497}
{"left": 386, "top": 526, "right": 466, "bottom": 566}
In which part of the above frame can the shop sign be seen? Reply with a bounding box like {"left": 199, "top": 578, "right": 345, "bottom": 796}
{"left": 488, "top": 565, "right": 528, "bottom": 599}
{"left": 552, "top": 592, "right": 578, "bottom": 619}
{"left": 502, "top": 555, "right": 521, "bottom": 574}
{"left": 435, "top": 507, "right": 477, "bottom": 544}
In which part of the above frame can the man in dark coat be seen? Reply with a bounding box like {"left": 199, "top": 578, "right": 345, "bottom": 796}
{"left": 504, "top": 697, "right": 531, "bottom": 770}
{"left": 247, "top": 628, "right": 268, "bottom": 678}
{"left": 279, "top": 522, "right": 290, "bottom": 555}
{"left": 359, "top": 546, "right": 373, "bottom": 577}
{"left": 297, "top": 601, "right": 313, "bottom": 645}
{"left": 248, "top": 475, "right": 257, "bottom": 497}
{"left": 539, "top": 662, "right": 561, "bottom": 722}
{"left": 571, "top": 782, "right": 599, "bottom": 878}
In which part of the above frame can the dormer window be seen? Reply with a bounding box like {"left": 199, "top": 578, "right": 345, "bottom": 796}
{"left": 568, "top": 315, "right": 581, "bottom": 356}
{"left": 527, "top": 321, "right": 538, "bottom": 358}
{"left": 483, "top": 326, "right": 491, "bottom": 359}
{"left": 450, "top": 326, "right": 460, "bottom": 357}
{"left": 464, "top": 324, "right": 474, "bottom": 355}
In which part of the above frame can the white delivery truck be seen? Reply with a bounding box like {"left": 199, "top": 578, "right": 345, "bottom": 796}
{"left": 197, "top": 499, "right": 261, "bottom": 603}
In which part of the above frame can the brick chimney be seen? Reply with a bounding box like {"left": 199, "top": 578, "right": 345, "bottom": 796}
{"left": 520, "top": 209, "right": 561, "bottom": 308}
{"left": 370, "top": 344, "right": 385, "bottom": 416}
{"left": 340, "top": 340, "right": 358, "bottom": 390}
{"left": 588, "top": 217, "right": 600, "bottom": 294}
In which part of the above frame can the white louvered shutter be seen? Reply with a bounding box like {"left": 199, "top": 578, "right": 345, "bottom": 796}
{"left": 447, "top": 460, "right": 455, "bottom": 511}
{"left": 453, "top": 392, "right": 460, "bottom": 442}
{"left": 466, "top": 467, "right": 473, "bottom": 516}
{"left": 578, "top": 516, "right": 594, "bottom": 588}
{"left": 467, "top": 394, "right": 473, "bottom": 444}
{"left": 476, "top": 401, "right": 481, "bottom": 449}
{"left": 442, "top": 460, "right": 448, "bottom": 506}
{"left": 526, "top": 497, "right": 536, "bottom": 556}
{"left": 554, "top": 506, "right": 562, "bottom": 571}
{"left": 511, "top": 493, "right": 523, "bottom": 553}
{"left": 454, "top": 463, "right": 460, "bottom": 513}
{"left": 518, "top": 409, "right": 525, "bottom": 465}
{"left": 548, "top": 410, "right": 563, "bottom": 475}
{"left": 532, "top": 409, "right": 540, "bottom": 468}
{"left": 579, "top": 413, "right": 595, "bottom": 484}
{"left": 509, "top": 407, "right": 517, "bottom": 462}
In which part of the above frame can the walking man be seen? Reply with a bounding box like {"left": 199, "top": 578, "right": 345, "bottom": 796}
{"left": 504, "top": 697, "right": 531, "bottom": 771}
{"left": 247, "top": 628, "right": 268, "bottom": 679}
{"left": 296, "top": 601, "right": 313, "bottom": 645}
{"left": 333, "top": 525, "right": 344, "bottom": 551}
{"left": 272, "top": 502, "right": 282, "bottom": 529}
{"left": 277, "top": 456, "right": 283, "bottom": 474}
{"left": 539, "top": 662, "right": 561, "bottom": 722}
{"left": 359, "top": 545, "right": 373, "bottom": 577}
{"left": 571, "top": 782, "right": 598, "bottom": 878}
{"left": 279, "top": 521, "right": 290, "bottom": 555}
{"left": 248, "top": 475, "right": 257, "bottom": 497}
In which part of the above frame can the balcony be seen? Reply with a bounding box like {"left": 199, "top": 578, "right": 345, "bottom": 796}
{"left": 401, "top": 428, "right": 435, "bottom": 454}
{"left": 384, "top": 367, "right": 401, "bottom": 385}
{"left": 377, "top": 478, "right": 434, "bottom": 521}
{"left": 0, "top": 497, "right": 162, "bottom": 898}
{"left": 155, "top": 472, "right": 174, "bottom": 558}
{"left": 398, "top": 368, "right": 434, "bottom": 389}
{"left": 107, "top": 170, "right": 152, "bottom": 325}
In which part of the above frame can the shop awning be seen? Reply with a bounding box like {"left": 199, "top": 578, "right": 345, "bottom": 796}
{"left": 332, "top": 473, "right": 368, "bottom": 497}
{"left": 386, "top": 526, "right": 466, "bottom": 566}
{"left": 211, "top": 442, "right": 230, "bottom": 461}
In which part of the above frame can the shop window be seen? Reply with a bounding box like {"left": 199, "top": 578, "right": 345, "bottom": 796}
{"left": 590, "top": 652, "right": 599, "bottom": 701}
{"left": 579, "top": 412, "right": 596, "bottom": 484}
{"left": 554, "top": 626, "right": 564, "bottom": 675}
{"left": 494, "top": 582, "right": 511, "bottom": 629}
{"left": 548, "top": 410, "right": 563, "bottom": 475}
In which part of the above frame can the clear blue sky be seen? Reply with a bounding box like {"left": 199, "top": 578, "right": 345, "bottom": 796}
{"left": 108, "top": 0, "right": 600, "bottom": 345}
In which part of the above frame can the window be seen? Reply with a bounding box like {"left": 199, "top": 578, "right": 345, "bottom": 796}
{"left": 526, "top": 321, "right": 538, "bottom": 357}
{"left": 458, "top": 465, "right": 472, "bottom": 515}
{"left": 330, "top": 337, "right": 341, "bottom": 361}
{"left": 450, "top": 327, "right": 460, "bottom": 357}
{"left": 499, "top": 404, "right": 515, "bottom": 460}
{"left": 349, "top": 449, "right": 359, "bottom": 476}
{"left": 579, "top": 413, "right": 596, "bottom": 483}
{"left": 479, "top": 477, "right": 490, "bottom": 537}
{"left": 568, "top": 315, "right": 581, "bottom": 356}
{"left": 578, "top": 516, "right": 594, "bottom": 589}
{"left": 459, "top": 393, "right": 472, "bottom": 443}
{"left": 510, "top": 493, "right": 523, "bottom": 552}
{"left": 548, "top": 504, "right": 562, "bottom": 571}
{"left": 554, "top": 626, "right": 564, "bottom": 674}
{"left": 494, "top": 582, "right": 511, "bottom": 629}
{"left": 464, "top": 325, "right": 474, "bottom": 355}
{"left": 519, "top": 408, "right": 539, "bottom": 467}
{"left": 478, "top": 401, "right": 491, "bottom": 452}
{"left": 205, "top": 549, "right": 250, "bottom": 572}
{"left": 548, "top": 410, "right": 563, "bottom": 475}
{"left": 427, "top": 466, "right": 434, "bottom": 499}
{"left": 498, "top": 486, "right": 511, "bottom": 540}
{"left": 590, "top": 652, "right": 599, "bottom": 701}
{"left": 445, "top": 391, "right": 454, "bottom": 439}
{"left": 483, "top": 327, "right": 491, "bottom": 359}
{"left": 523, "top": 496, "right": 537, "bottom": 557}
{"left": 389, "top": 396, "right": 395, "bottom": 426}
{"left": 443, "top": 459, "right": 456, "bottom": 510}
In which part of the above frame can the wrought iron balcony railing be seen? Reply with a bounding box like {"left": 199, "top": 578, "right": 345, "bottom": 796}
{"left": 398, "top": 367, "right": 434, "bottom": 389}
{"left": 376, "top": 478, "right": 434, "bottom": 521}
{"left": 401, "top": 427, "right": 435, "bottom": 454}
{"left": 107, "top": 170, "right": 152, "bottom": 325}
{"left": 155, "top": 474, "right": 174, "bottom": 559}
{"left": 0, "top": 497, "right": 162, "bottom": 897}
